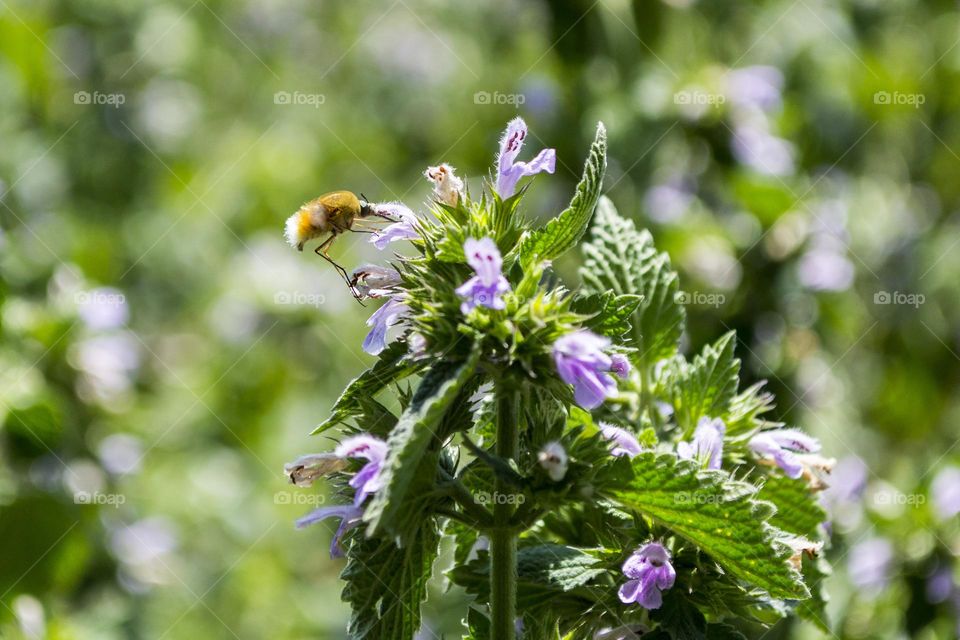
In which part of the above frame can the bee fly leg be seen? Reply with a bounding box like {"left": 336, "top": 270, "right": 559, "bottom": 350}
{"left": 315, "top": 234, "right": 366, "bottom": 306}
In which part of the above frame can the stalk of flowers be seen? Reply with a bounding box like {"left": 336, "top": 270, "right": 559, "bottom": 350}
{"left": 286, "top": 434, "right": 387, "bottom": 558}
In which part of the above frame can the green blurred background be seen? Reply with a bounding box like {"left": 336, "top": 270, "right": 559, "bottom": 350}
{"left": 1, "top": 0, "right": 959, "bottom": 637}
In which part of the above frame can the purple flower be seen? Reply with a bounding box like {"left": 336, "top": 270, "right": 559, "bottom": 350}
{"left": 600, "top": 423, "right": 643, "bottom": 458}
{"left": 749, "top": 428, "right": 820, "bottom": 479}
{"left": 931, "top": 466, "right": 960, "bottom": 521}
{"left": 295, "top": 504, "right": 362, "bottom": 558}
{"left": 553, "top": 330, "right": 623, "bottom": 409}
{"left": 362, "top": 297, "right": 409, "bottom": 355}
{"left": 618, "top": 542, "right": 676, "bottom": 610}
{"left": 336, "top": 434, "right": 388, "bottom": 506}
{"left": 677, "top": 417, "right": 725, "bottom": 470}
{"left": 370, "top": 204, "right": 419, "bottom": 249}
{"left": 351, "top": 264, "right": 401, "bottom": 299}
{"left": 610, "top": 354, "right": 631, "bottom": 379}
{"left": 495, "top": 117, "right": 556, "bottom": 198}
{"left": 293, "top": 433, "right": 388, "bottom": 558}
{"left": 456, "top": 237, "right": 511, "bottom": 314}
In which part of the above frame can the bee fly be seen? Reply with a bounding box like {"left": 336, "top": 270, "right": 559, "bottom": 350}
{"left": 284, "top": 190, "right": 396, "bottom": 300}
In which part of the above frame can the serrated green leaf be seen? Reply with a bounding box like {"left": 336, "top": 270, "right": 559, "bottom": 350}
{"left": 757, "top": 475, "right": 827, "bottom": 539}
{"left": 517, "top": 123, "right": 607, "bottom": 266}
{"left": 515, "top": 544, "right": 606, "bottom": 591}
{"left": 672, "top": 332, "right": 740, "bottom": 432}
{"left": 341, "top": 522, "right": 441, "bottom": 639}
{"left": 312, "top": 341, "right": 422, "bottom": 435}
{"left": 610, "top": 452, "right": 808, "bottom": 600}
{"left": 580, "top": 197, "right": 685, "bottom": 364}
{"left": 571, "top": 292, "right": 643, "bottom": 339}
{"left": 364, "top": 346, "right": 481, "bottom": 539}
{"left": 796, "top": 555, "right": 831, "bottom": 633}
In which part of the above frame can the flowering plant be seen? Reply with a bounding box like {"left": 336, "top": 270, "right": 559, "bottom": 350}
{"left": 286, "top": 118, "right": 832, "bottom": 639}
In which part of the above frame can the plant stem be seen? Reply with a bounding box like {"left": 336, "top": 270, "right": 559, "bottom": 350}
{"left": 490, "top": 385, "right": 519, "bottom": 640}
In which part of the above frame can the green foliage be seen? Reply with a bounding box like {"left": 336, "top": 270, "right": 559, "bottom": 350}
{"left": 516, "top": 123, "right": 607, "bottom": 267}
{"left": 609, "top": 452, "right": 808, "bottom": 600}
{"left": 312, "top": 340, "right": 423, "bottom": 434}
{"left": 341, "top": 521, "right": 442, "bottom": 639}
{"left": 668, "top": 332, "right": 741, "bottom": 433}
{"left": 364, "top": 346, "right": 481, "bottom": 540}
{"left": 580, "top": 197, "right": 685, "bottom": 365}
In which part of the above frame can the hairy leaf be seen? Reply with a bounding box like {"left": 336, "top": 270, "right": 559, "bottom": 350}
{"left": 757, "top": 475, "right": 827, "bottom": 539}
{"left": 364, "top": 346, "right": 481, "bottom": 539}
{"left": 610, "top": 452, "right": 808, "bottom": 600}
{"left": 580, "top": 197, "right": 685, "bottom": 364}
{"left": 517, "top": 123, "right": 607, "bottom": 266}
{"left": 312, "top": 341, "right": 422, "bottom": 435}
{"left": 571, "top": 291, "right": 643, "bottom": 339}
{"left": 341, "top": 523, "right": 441, "bottom": 639}
{"left": 671, "top": 332, "right": 740, "bottom": 432}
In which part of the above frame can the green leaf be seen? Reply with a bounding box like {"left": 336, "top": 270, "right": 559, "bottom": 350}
{"left": 571, "top": 292, "right": 643, "bottom": 339}
{"left": 610, "top": 452, "right": 808, "bottom": 600}
{"left": 671, "top": 332, "right": 740, "bottom": 432}
{"left": 312, "top": 341, "right": 422, "bottom": 435}
{"left": 580, "top": 197, "right": 685, "bottom": 364}
{"left": 364, "top": 346, "right": 481, "bottom": 539}
{"left": 796, "top": 556, "right": 831, "bottom": 633}
{"left": 757, "top": 475, "right": 827, "bottom": 539}
{"left": 515, "top": 544, "right": 606, "bottom": 591}
{"left": 341, "top": 523, "right": 441, "bottom": 639}
{"left": 517, "top": 123, "right": 607, "bottom": 266}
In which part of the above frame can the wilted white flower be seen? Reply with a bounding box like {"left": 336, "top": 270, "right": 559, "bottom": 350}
{"left": 538, "top": 441, "right": 568, "bottom": 481}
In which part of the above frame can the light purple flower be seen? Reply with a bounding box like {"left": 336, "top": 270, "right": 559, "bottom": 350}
{"left": 336, "top": 434, "right": 388, "bottom": 506}
{"left": 749, "top": 428, "right": 820, "bottom": 479}
{"left": 618, "top": 542, "right": 676, "bottom": 610}
{"left": 553, "top": 330, "right": 622, "bottom": 409}
{"left": 295, "top": 504, "right": 363, "bottom": 558}
{"left": 931, "top": 466, "right": 960, "bottom": 521}
{"left": 610, "top": 354, "right": 631, "bottom": 379}
{"left": 351, "top": 264, "right": 401, "bottom": 299}
{"left": 600, "top": 423, "right": 643, "bottom": 458}
{"left": 370, "top": 203, "right": 419, "bottom": 249}
{"left": 456, "top": 237, "right": 511, "bottom": 314}
{"left": 677, "top": 417, "right": 725, "bottom": 470}
{"left": 362, "top": 297, "right": 409, "bottom": 355}
{"left": 294, "top": 433, "right": 387, "bottom": 557}
{"left": 847, "top": 537, "right": 894, "bottom": 594}
{"left": 495, "top": 117, "right": 556, "bottom": 198}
